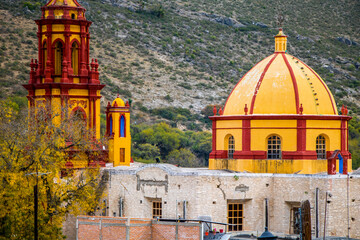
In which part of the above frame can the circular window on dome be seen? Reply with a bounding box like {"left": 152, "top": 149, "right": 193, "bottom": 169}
{"left": 267, "top": 135, "right": 281, "bottom": 159}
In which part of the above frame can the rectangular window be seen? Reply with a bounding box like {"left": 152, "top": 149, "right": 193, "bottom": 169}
{"left": 120, "top": 148, "right": 125, "bottom": 162}
{"left": 316, "top": 136, "right": 326, "bottom": 159}
{"left": 228, "top": 136, "right": 235, "bottom": 159}
{"left": 228, "top": 203, "right": 243, "bottom": 231}
{"left": 267, "top": 136, "right": 281, "bottom": 159}
{"left": 152, "top": 201, "right": 162, "bottom": 219}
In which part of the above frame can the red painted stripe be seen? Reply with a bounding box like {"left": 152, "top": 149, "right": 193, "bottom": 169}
{"left": 242, "top": 120, "right": 251, "bottom": 151}
{"left": 209, "top": 114, "right": 352, "bottom": 121}
{"left": 215, "top": 127, "right": 343, "bottom": 130}
{"left": 209, "top": 120, "right": 217, "bottom": 158}
{"left": 249, "top": 53, "right": 278, "bottom": 114}
{"left": 282, "top": 53, "right": 300, "bottom": 114}
{"left": 223, "top": 55, "right": 274, "bottom": 114}
{"left": 297, "top": 120, "right": 306, "bottom": 151}
{"left": 293, "top": 56, "right": 337, "bottom": 114}
{"left": 341, "top": 120, "right": 346, "bottom": 151}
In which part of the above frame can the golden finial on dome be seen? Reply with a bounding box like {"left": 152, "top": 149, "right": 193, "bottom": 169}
{"left": 274, "top": 28, "right": 287, "bottom": 53}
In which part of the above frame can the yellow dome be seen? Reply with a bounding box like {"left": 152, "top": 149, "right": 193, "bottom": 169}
{"left": 223, "top": 30, "right": 337, "bottom": 116}
{"left": 112, "top": 97, "right": 125, "bottom": 107}
{"left": 45, "top": 0, "right": 81, "bottom": 7}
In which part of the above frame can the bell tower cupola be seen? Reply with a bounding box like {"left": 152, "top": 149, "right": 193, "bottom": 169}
{"left": 24, "top": 0, "right": 104, "bottom": 139}
{"left": 106, "top": 96, "right": 132, "bottom": 167}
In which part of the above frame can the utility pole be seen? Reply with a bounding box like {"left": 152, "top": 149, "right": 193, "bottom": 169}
{"left": 323, "top": 192, "right": 327, "bottom": 240}
{"left": 347, "top": 174, "right": 350, "bottom": 238}
{"left": 26, "top": 171, "right": 50, "bottom": 240}
{"left": 323, "top": 192, "right": 331, "bottom": 240}
{"left": 34, "top": 184, "right": 38, "bottom": 240}
{"left": 265, "top": 198, "right": 268, "bottom": 229}
{"left": 316, "top": 188, "right": 319, "bottom": 238}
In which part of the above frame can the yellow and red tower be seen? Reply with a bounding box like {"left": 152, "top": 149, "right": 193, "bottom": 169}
{"left": 24, "top": 0, "right": 104, "bottom": 139}
{"left": 106, "top": 96, "right": 132, "bottom": 166}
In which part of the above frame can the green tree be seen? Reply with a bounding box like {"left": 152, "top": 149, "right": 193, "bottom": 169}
{"left": 131, "top": 122, "right": 211, "bottom": 166}
{"left": 132, "top": 143, "right": 160, "bottom": 161}
{"left": 167, "top": 148, "right": 199, "bottom": 167}
{"left": 349, "top": 117, "right": 360, "bottom": 170}
{"left": 189, "top": 131, "right": 212, "bottom": 166}
{"left": 0, "top": 100, "right": 105, "bottom": 239}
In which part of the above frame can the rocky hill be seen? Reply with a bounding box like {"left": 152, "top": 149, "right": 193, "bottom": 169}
{"left": 0, "top": 0, "right": 360, "bottom": 167}
{"left": 0, "top": 0, "right": 359, "bottom": 115}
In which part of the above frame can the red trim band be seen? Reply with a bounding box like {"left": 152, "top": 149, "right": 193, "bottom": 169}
{"left": 211, "top": 150, "right": 325, "bottom": 160}
{"left": 210, "top": 114, "right": 351, "bottom": 121}
{"left": 215, "top": 127, "right": 344, "bottom": 130}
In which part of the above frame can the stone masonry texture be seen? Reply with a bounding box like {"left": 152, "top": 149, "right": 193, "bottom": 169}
{"left": 104, "top": 163, "right": 360, "bottom": 238}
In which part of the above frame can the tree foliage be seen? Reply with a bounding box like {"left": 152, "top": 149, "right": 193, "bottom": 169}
{"left": 131, "top": 122, "right": 212, "bottom": 167}
{"left": 0, "top": 99, "right": 106, "bottom": 239}
{"left": 167, "top": 148, "right": 199, "bottom": 167}
{"left": 349, "top": 116, "right": 360, "bottom": 170}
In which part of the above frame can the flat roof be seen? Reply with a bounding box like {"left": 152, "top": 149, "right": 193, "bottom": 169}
{"left": 104, "top": 163, "right": 360, "bottom": 179}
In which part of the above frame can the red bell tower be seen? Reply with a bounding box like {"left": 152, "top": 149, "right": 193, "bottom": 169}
{"left": 24, "top": 0, "right": 104, "bottom": 139}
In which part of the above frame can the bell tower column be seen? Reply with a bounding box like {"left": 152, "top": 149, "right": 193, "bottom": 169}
{"left": 79, "top": 25, "right": 88, "bottom": 82}
{"left": 44, "top": 26, "right": 52, "bottom": 83}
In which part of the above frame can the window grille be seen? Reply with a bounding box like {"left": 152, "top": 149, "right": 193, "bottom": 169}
{"left": 316, "top": 135, "right": 326, "bottom": 159}
{"left": 152, "top": 201, "right": 162, "bottom": 219}
{"left": 228, "top": 136, "right": 235, "bottom": 159}
{"left": 267, "top": 135, "right": 281, "bottom": 159}
{"left": 227, "top": 203, "right": 243, "bottom": 231}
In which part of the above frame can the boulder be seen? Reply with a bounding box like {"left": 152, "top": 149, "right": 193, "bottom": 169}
{"left": 201, "top": 12, "right": 246, "bottom": 28}
{"left": 296, "top": 34, "right": 314, "bottom": 42}
{"left": 255, "top": 22, "right": 268, "bottom": 28}
{"left": 337, "top": 37, "right": 357, "bottom": 46}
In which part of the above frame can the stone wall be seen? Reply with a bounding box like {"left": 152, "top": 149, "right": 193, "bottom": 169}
{"left": 106, "top": 164, "right": 360, "bottom": 238}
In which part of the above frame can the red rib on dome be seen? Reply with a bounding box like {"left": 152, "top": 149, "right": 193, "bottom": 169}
{"left": 282, "top": 53, "right": 300, "bottom": 114}
{"left": 223, "top": 55, "right": 274, "bottom": 114}
{"left": 293, "top": 57, "right": 337, "bottom": 115}
{"left": 249, "top": 53, "right": 278, "bottom": 114}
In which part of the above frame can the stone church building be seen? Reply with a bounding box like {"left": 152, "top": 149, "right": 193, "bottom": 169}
{"left": 102, "top": 28, "right": 359, "bottom": 238}
{"left": 105, "top": 164, "right": 360, "bottom": 238}
{"left": 23, "top": 0, "right": 359, "bottom": 239}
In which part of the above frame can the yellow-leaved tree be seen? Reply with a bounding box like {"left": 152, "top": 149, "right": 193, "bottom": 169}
{"left": 0, "top": 99, "right": 107, "bottom": 239}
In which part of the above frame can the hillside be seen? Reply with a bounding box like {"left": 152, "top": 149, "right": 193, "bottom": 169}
{"left": 0, "top": 0, "right": 359, "bottom": 167}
